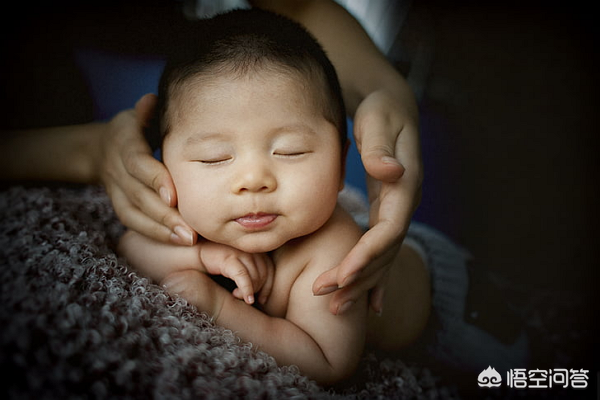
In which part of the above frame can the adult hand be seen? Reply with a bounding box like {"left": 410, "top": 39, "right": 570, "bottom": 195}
{"left": 99, "top": 93, "right": 196, "bottom": 246}
{"left": 313, "top": 89, "right": 423, "bottom": 315}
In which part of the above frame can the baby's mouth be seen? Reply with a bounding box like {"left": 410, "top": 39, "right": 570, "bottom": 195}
{"left": 234, "top": 213, "right": 278, "bottom": 230}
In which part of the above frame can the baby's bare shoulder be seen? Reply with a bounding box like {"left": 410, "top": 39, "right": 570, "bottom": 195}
{"left": 296, "top": 204, "right": 362, "bottom": 276}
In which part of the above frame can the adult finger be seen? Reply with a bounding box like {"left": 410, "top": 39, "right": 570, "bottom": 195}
{"left": 120, "top": 150, "right": 195, "bottom": 245}
{"left": 357, "top": 127, "right": 404, "bottom": 183}
{"left": 353, "top": 99, "right": 404, "bottom": 183}
{"left": 107, "top": 182, "right": 168, "bottom": 237}
{"left": 128, "top": 93, "right": 177, "bottom": 202}
{"left": 312, "top": 216, "right": 399, "bottom": 295}
{"left": 368, "top": 279, "right": 387, "bottom": 315}
{"left": 125, "top": 94, "right": 191, "bottom": 236}
{"left": 329, "top": 266, "right": 388, "bottom": 315}
{"left": 108, "top": 170, "right": 195, "bottom": 245}
{"left": 134, "top": 93, "right": 158, "bottom": 128}
{"left": 121, "top": 149, "right": 177, "bottom": 207}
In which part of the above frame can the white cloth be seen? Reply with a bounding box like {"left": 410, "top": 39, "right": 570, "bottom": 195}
{"left": 184, "top": 0, "right": 251, "bottom": 20}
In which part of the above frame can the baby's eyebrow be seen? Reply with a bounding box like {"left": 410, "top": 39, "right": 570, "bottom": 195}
{"left": 184, "top": 131, "right": 229, "bottom": 146}
{"left": 182, "top": 124, "right": 317, "bottom": 146}
{"left": 271, "top": 124, "right": 317, "bottom": 136}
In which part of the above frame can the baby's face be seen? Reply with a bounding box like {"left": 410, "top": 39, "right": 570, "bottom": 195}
{"left": 162, "top": 71, "right": 343, "bottom": 253}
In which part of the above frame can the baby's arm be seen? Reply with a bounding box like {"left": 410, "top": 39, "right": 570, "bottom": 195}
{"left": 206, "top": 209, "right": 367, "bottom": 384}
{"left": 215, "top": 265, "right": 366, "bottom": 384}
{"left": 118, "top": 230, "right": 274, "bottom": 304}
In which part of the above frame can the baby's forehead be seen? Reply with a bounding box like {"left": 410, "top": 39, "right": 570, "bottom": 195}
{"left": 160, "top": 61, "right": 343, "bottom": 146}
{"left": 177, "top": 60, "right": 323, "bottom": 92}
{"left": 168, "top": 67, "right": 328, "bottom": 113}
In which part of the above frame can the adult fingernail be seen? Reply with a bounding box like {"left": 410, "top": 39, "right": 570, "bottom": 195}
{"left": 382, "top": 156, "right": 400, "bottom": 166}
{"left": 159, "top": 187, "right": 171, "bottom": 205}
{"left": 174, "top": 226, "right": 194, "bottom": 246}
{"left": 314, "top": 285, "right": 338, "bottom": 296}
{"left": 337, "top": 300, "right": 355, "bottom": 315}
{"left": 340, "top": 272, "right": 359, "bottom": 288}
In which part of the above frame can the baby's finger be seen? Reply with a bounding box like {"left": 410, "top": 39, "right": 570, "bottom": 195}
{"left": 238, "top": 254, "right": 262, "bottom": 293}
{"left": 223, "top": 259, "right": 255, "bottom": 305}
{"left": 257, "top": 256, "right": 275, "bottom": 304}
{"left": 252, "top": 253, "right": 273, "bottom": 291}
{"left": 253, "top": 254, "right": 267, "bottom": 286}
{"left": 232, "top": 288, "right": 244, "bottom": 301}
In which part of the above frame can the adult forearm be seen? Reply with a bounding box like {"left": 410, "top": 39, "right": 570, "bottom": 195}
{"left": 0, "top": 123, "right": 105, "bottom": 184}
{"left": 251, "top": 0, "right": 417, "bottom": 117}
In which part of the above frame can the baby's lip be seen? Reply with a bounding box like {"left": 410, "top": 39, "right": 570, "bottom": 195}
{"left": 234, "top": 213, "right": 278, "bottom": 230}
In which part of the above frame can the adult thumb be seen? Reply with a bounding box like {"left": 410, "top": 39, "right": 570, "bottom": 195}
{"left": 135, "top": 93, "right": 158, "bottom": 128}
{"left": 358, "top": 133, "right": 405, "bottom": 183}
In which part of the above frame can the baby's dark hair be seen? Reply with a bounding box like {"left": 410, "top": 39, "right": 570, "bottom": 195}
{"left": 151, "top": 8, "right": 347, "bottom": 149}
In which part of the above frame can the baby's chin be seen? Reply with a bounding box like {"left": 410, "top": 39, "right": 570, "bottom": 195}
{"left": 205, "top": 234, "right": 285, "bottom": 254}
{"left": 228, "top": 239, "right": 284, "bottom": 254}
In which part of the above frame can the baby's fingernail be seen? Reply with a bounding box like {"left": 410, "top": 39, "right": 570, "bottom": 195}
{"left": 159, "top": 186, "right": 171, "bottom": 205}
{"left": 170, "top": 232, "right": 185, "bottom": 245}
{"left": 337, "top": 300, "right": 355, "bottom": 315}
{"left": 174, "top": 226, "right": 194, "bottom": 246}
{"left": 246, "top": 295, "right": 254, "bottom": 304}
{"left": 315, "top": 285, "right": 338, "bottom": 296}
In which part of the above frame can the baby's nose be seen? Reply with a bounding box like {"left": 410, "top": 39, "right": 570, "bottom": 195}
{"left": 231, "top": 160, "right": 277, "bottom": 194}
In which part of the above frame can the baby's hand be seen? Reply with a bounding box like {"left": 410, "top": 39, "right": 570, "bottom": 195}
{"left": 199, "top": 241, "right": 274, "bottom": 305}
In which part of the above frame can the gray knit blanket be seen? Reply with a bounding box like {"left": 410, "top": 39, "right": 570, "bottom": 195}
{"left": 0, "top": 185, "right": 461, "bottom": 400}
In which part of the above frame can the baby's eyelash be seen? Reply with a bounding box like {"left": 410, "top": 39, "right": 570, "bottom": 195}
{"left": 273, "top": 151, "right": 311, "bottom": 157}
{"left": 196, "top": 157, "right": 232, "bottom": 165}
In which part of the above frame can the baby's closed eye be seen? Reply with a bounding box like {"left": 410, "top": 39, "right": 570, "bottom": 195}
{"left": 195, "top": 156, "right": 233, "bottom": 165}
{"left": 273, "top": 149, "right": 312, "bottom": 158}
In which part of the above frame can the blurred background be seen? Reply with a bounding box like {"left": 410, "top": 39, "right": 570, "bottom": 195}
{"left": 1, "top": 0, "right": 598, "bottom": 393}
{"left": 346, "top": 2, "right": 598, "bottom": 392}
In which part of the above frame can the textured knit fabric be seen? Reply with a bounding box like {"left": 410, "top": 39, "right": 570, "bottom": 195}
{"left": 403, "top": 222, "right": 529, "bottom": 374}
{"left": 0, "top": 185, "right": 460, "bottom": 399}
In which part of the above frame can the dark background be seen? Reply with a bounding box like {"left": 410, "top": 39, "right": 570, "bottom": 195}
{"left": 407, "top": 2, "right": 599, "bottom": 389}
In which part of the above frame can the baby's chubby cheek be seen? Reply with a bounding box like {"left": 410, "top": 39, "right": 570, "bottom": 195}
{"left": 171, "top": 188, "right": 210, "bottom": 231}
